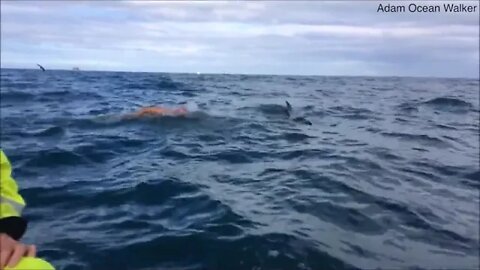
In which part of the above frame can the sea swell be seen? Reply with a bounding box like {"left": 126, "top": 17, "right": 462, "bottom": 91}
{"left": 1, "top": 69, "right": 479, "bottom": 270}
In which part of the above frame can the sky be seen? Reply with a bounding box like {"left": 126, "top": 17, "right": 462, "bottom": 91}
{"left": 1, "top": 1, "right": 479, "bottom": 78}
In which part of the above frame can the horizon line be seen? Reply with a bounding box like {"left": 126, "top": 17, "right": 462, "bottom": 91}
{"left": 1, "top": 66, "right": 478, "bottom": 81}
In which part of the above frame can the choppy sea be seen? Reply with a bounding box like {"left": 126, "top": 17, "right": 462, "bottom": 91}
{"left": 1, "top": 68, "right": 479, "bottom": 270}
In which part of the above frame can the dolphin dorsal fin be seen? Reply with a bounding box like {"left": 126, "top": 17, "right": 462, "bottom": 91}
{"left": 285, "top": 101, "right": 292, "bottom": 112}
{"left": 285, "top": 101, "right": 292, "bottom": 118}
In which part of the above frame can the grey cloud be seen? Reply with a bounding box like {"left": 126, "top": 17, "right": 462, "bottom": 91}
{"left": 1, "top": 1, "right": 478, "bottom": 77}
{"left": 117, "top": 1, "right": 479, "bottom": 27}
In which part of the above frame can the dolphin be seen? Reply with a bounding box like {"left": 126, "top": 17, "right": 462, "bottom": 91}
{"left": 37, "top": 64, "right": 46, "bottom": 72}
{"left": 285, "top": 101, "right": 312, "bottom": 125}
{"left": 285, "top": 101, "right": 292, "bottom": 117}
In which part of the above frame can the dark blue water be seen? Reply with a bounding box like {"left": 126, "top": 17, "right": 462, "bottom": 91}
{"left": 1, "top": 69, "right": 479, "bottom": 270}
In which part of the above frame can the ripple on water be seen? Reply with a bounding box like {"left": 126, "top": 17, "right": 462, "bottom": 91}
{"left": 2, "top": 70, "right": 478, "bottom": 270}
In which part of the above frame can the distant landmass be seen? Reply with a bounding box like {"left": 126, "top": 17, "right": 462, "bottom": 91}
{"left": 72, "top": 67, "right": 80, "bottom": 71}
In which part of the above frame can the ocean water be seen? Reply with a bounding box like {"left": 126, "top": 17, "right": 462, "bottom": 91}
{"left": 1, "top": 68, "right": 479, "bottom": 270}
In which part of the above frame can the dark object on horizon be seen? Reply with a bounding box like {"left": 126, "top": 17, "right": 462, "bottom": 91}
{"left": 72, "top": 67, "right": 80, "bottom": 71}
{"left": 285, "top": 100, "right": 312, "bottom": 125}
{"left": 37, "top": 64, "right": 46, "bottom": 72}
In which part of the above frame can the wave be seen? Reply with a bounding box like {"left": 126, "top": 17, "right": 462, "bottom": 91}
{"left": 1, "top": 81, "right": 40, "bottom": 89}
{"left": 198, "top": 149, "right": 270, "bottom": 164}
{"left": 276, "top": 148, "right": 335, "bottom": 161}
{"left": 281, "top": 132, "right": 315, "bottom": 142}
{"left": 159, "top": 147, "right": 334, "bottom": 164}
{"left": 422, "top": 97, "right": 473, "bottom": 108}
{"left": 42, "top": 90, "right": 71, "bottom": 97}
{"left": 465, "top": 170, "right": 480, "bottom": 181}
{"left": 421, "top": 97, "right": 474, "bottom": 114}
{"left": 381, "top": 132, "right": 450, "bottom": 147}
{"left": 397, "top": 102, "right": 419, "bottom": 112}
{"left": 123, "top": 77, "right": 184, "bottom": 91}
{"left": 1, "top": 91, "right": 35, "bottom": 102}
{"left": 290, "top": 199, "right": 384, "bottom": 235}
{"left": 327, "top": 106, "right": 376, "bottom": 120}
{"left": 367, "top": 147, "right": 404, "bottom": 161}
{"left": 1, "top": 89, "right": 107, "bottom": 105}
{"left": 30, "top": 126, "right": 65, "bottom": 137}
{"left": 73, "top": 144, "right": 118, "bottom": 164}
{"left": 462, "top": 170, "right": 480, "bottom": 189}
{"left": 39, "top": 90, "right": 104, "bottom": 102}
{"left": 398, "top": 97, "right": 475, "bottom": 114}
{"left": 435, "top": 124, "right": 458, "bottom": 130}
{"left": 256, "top": 104, "right": 289, "bottom": 116}
{"left": 85, "top": 232, "right": 351, "bottom": 270}
{"left": 24, "top": 148, "right": 89, "bottom": 168}
{"left": 376, "top": 198, "right": 476, "bottom": 253}
{"left": 20, "top": 136, "right": 149, "bottom": 169}
{"left": 23, "top": 177, "right": 201, "bottom": 208}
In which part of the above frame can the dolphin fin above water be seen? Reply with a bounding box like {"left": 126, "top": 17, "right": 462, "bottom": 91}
{"left": 285, "top": 101, "right": 292, "bottom": 118}
{"left": 285, "top": 100, "right": 312, "bottom": 125}
{"left": 37, "top": 64, "right": 46, "bottom": 72}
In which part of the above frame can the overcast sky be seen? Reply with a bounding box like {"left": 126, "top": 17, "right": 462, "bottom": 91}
{"left": 1, "top": 1, "right": 478, "bottom": 78}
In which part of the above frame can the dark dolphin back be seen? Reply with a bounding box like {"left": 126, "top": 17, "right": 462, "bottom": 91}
{"left": 293, "top": 117, "right": 312, "bottom": 125}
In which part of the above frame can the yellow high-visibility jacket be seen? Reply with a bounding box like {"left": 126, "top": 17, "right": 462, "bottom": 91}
{"left": 0, "top": 149, "right": 27, "bottom": 240}
{"left": 0, "top": 150, "right": 55, "bottom": 270}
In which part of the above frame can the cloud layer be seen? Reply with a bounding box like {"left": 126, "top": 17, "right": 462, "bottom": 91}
{"left": 1, "top": 1, "right": 478, "bottom": 77}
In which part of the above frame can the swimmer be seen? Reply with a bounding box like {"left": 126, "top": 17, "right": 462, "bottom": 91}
{"left": 123, "top": 105, "right": 188, "bottom": 119}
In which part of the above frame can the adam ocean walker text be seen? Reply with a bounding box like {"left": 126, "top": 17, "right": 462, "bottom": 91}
{"left": 377, "top": 2, "right": 478, "bottom": 13}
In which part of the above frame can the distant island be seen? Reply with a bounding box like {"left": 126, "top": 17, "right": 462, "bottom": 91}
{"left": 72, "top": 67, "right": 80, "bottom": 71}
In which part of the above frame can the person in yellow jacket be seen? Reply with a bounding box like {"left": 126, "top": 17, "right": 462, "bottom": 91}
{"left": 0, "top": 150, "right": 54, "bottom": 270}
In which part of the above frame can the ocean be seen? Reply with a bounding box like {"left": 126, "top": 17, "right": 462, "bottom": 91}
{"left": 1, "top": 68, "right": 479, "bottom": 270}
